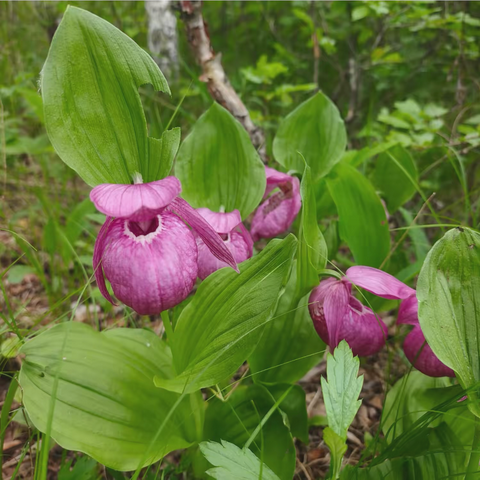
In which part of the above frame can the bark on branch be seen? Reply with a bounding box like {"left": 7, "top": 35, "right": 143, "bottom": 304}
{"left": 179, "top": 0, "right": 266, "bottom": 160}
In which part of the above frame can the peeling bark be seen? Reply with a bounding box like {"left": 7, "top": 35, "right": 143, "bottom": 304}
{"left": 179, "top": 0, "right": 266, "bottom": 160}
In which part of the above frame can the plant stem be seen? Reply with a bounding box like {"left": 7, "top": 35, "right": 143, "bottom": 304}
{"left": 466, "top": 416, "right": 480, "bottom": 480}
{"left": 161, "top": 310, "right": 174, "bottom": 344}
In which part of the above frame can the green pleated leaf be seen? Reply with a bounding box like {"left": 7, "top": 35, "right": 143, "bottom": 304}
{"left": 155, "top": 235, "right": 297, "bottom": 394}
{"left": 326, "top": 161, "right": 390, "bottom": 267}
{"left": 19, "top": 323, "right": 202, "bottom": 471}
{"left": 147, "top": 127, "right": 181, "bottom": 181}
{"left": 297, "top": 164, "right": 328, "bottom": 298}
{"left": 202, "top": 385, "right": 295, "bottom": 480}
{"left": 200, "top": 440, "right": 280, "bottom": 480}
{"left": 42, "top": 6, "right": 175, "bottom": 186}
{"left": 175, "top": 103, "right": 266, "bottom": 219}
{"left": 249, "top": 265, "right": 325, "bottom": 385}
{"left": 273, "top": 92, "right": 347, "bottom": 180}
{"left": 417, "top": 227, "right": 480, "bottom": 416}
{"left": 321, "top": 341, "right": 364, "bottom": 440}
{"left": 371, "top": 145, "right": 418, "bottom": 212}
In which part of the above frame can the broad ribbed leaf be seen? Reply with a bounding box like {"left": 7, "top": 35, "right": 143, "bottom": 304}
{"left": 371, "top": 145, "right": 418, "bottom": 212}
{"left": 297, "top": 164, "right": 328, "bottom": 298}
{"left": 249, "top": 265, "right": 325, "bottom": 385}
{"left": 273, "top": 92, "right": 347, "bottom": 180}
{"left": 42, "top": 6, "right": 176, "bottom": 185}
{"left": 155, "top": 235, "right": 297, "bottom": 393}
{"left": 321, "top": 341, "right": 364, "bottom": 439}
{"left": 175, "top": 103, "right": 266, "bottom": 219}
{"left": 19, "top": 323, "right": 202, "bottom": 470}
{"left": 417, "top": 227, "right": 480, "bottom": 416}
{"left": 326, "top": 162, "right": 390, "bottom": 267}
{"left": 202, "top": 385, "right": 295, "bottom": 480}
{"left": 200, "top": 441, "right": 280, "bottom": 480}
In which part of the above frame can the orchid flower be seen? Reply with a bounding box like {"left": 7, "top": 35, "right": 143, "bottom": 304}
{"left": 308, "top": 276, "right": 388, "bottom": 357}
{"left": 195, "top": 208, "right": 253, "bottom": 280}
{"left": 90, "top": 176, "right": 238, "bottom": 315}
{"left": 251, "top": 166, "right": 301, "bottom": 242}
{"left": 345, "top": 266, "right": 454, "bottom": 377}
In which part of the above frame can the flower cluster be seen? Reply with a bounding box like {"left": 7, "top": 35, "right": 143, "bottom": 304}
{"left": 309, "top": 266, "right": 454, "bottom": 378}
{"left": 91, "top": 167, "right": 301, "bottom": 316}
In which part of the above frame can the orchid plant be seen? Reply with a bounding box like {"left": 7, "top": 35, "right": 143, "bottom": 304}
{"left": 14, "top": 6, "right": 480, "bottom": 480}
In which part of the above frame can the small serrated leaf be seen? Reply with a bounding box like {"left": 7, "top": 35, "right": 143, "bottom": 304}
{"left": 321, "top": 340, "right": 364, "bottom": 439}
{"left": 200, "top": 440, "right": 281, "bottom": 480}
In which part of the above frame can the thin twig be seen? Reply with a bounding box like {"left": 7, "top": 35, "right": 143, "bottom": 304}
{"left": 178, "top": 0, "right": 267, "bottom": 161}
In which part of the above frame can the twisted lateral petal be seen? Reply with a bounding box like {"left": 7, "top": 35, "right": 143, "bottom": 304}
{"left": 309, "top": 278, "right": 348, "bottom": 347}
{"left": 322, "top": 280, "right": 350, "bottom": 348}
{"left": 250, "top": 170, "right": 301, "bottom": 242}
{"left": 196, "top": 208, "right": 242, "bottom": 234}
{"left": 346, "top": 266, "right": 415, "bottom": 300}
{"left": 196, "top": 231, "right": 252, "bottom": 280}
{"left": 397, "top": 294, "right": 419, "bottom": 325}
{"left": 90, "top": 177, "right": 181, "bottom": 221}
{"left": 169, "top": 198, "right": 239, "bottom": 273}
{"left": 237, "top": 222, "right": 254, "bottom": 254}
{"left": 93, "top": 216, "right": 116, "bottom": 305}
{"left": 403, "top": 326, "right": 455, "bottom": 378}
{"left": 99, "top": 213, "right": 198, "bottom": 315}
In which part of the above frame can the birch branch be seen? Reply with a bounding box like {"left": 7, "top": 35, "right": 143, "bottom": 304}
{"left": 179, "top": 0, "right": 267, "bottom": 160}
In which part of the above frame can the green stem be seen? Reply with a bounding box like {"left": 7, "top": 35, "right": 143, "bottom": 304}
{"left": 161, "top": 310, "right": 174, "bottom": 344}
{"left": 466, "top": 416, "right": 480, "bottom": 480}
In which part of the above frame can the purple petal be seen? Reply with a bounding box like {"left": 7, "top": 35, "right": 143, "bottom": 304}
{"left": 403, "top": 326, "right": 455, "bottom": 378}
{"left": 237, "top": 222, "right": 254, "bottom": 256}
{"left": 169, "top": 198, "right": 239, "bottom": 273}
{"left": 309, "top": 278, "right": 387, "bottom": 356}
{"left": 250, "top": 175, "right": 301, "bottom": 242}
{"left": 196, "top": 208, "right": 242, "bottom": 234}
{"left": 345, "top": 266, "right": 415, "bottom": 300}
{"left": 197, "top": 230, "right": 252, "bottom": 280}
{"left": 264, "top": 166, "right": 294, "bottom": 197}
{"left": 90, "top": 177, "right": 181, "bottom": 221}
{"left": 309, "top": 279, "right": 348, "bottom": 348}
{"left": 93, "top": 217, "right": 116, "bottom": 305}
{"left": 323, "top": 281, "right": 350, "bottom": 348}
{"left": 341, "top": 300, "right": 388, "bottom": 357}
{"left": 397, "top": 294, "right": 419, "bottom": 325}
{"left": 100, "top": 212, "right": 198, "bottom": 315}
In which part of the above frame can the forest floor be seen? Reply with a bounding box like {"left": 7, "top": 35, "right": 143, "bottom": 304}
{"left": 0, "top": 260, "right": 405, "bottom": 479}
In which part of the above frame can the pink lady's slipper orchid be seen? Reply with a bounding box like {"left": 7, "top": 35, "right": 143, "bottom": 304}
{"left": 195, "top": 208, "right": 253, "bottom": 280}
{"left": 90, "top": 176, "right": 238, "bottom": 315}
{"left": 251, "top": 167, "right": 301, "bottom": 242}
{"left": 308, "top": 276, "right": 388, "bottom": 357}
{"left": 346, "top": 266, "right": 454, "bottom": 377}
{"left": 309, "top": 266, "right": 420, "bottom": 356}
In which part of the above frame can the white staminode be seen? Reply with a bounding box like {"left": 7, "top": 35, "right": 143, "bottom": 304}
{"left": 132, "top": 172, "right": 144, "bottom": 185}
{"left": 124, "top": 215, "right": 163, "bottom": 245}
